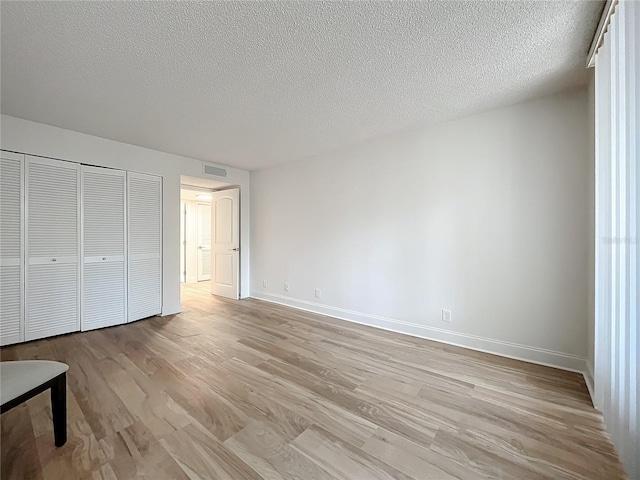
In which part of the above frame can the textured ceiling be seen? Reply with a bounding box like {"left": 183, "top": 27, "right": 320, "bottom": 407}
{"left": 1, "top": 1, "right": 601, "bottom": 171}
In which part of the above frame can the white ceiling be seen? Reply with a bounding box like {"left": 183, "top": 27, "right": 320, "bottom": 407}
{"left": 1, "top": 1, "right": 602, "bottom": 171}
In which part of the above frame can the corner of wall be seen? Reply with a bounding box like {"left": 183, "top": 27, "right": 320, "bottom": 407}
{"left": 584, "top": 360, "right": 595, "bottom": 407}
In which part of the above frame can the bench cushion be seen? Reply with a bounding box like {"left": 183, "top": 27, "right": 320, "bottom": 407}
{"left": 0, "top": 361, "right": 69, "bottom": 406}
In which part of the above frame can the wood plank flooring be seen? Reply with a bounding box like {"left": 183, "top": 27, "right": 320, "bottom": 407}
{"left": 1, "top": 282, "right": 627, "bottom": 479}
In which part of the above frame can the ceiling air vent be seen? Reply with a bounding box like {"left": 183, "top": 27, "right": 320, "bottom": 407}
{"left": 203, "top": 164, "right": 227, "bottom": 177}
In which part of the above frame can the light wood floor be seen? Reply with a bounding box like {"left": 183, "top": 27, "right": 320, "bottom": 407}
{"left": 1, "top": 282, "right": 627, "bottom": 480}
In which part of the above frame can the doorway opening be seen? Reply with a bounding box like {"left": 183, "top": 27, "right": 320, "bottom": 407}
{"left": 180, "top": 175, "right": 241, "bottom": 301}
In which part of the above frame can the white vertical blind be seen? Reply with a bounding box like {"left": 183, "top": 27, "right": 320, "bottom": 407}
{"left": 594, "top": 1, "right": 639, "bottom": 478}
{"left": 81, "top": 166, "right": 127, "bottom": 331}
{"left": 127, "top": 172, "right": 162, "bottom": 321}
{"left": 25, "top": 156, "right": 80, "bottom": 340}
{"left": 0, "top": 151, "right": 24, "bottom": 346}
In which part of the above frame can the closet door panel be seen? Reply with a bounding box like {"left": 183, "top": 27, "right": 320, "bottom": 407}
{"left": 128, "top": 258, "right": 162, "bottom": 321}
{"left": 25, "top": 156, "right": 80, "bottom": 341}
{"left": 127, "top": 172, "right": 162, "bottom": 321}
{"left": 0, "top": 151, "right": 24, "bottom": 346}
{"left": 27, "top": 263, "right": 78, "bottom": 339}
{"left": 0, "top": 265, "right": 21, "bottom": 344}
{"left": 128, "top": 175, "right": 161, "bottom": 256}
{"left": 0, "top": 153, "right": 22, "bottom": 259}
{"left": 27, "top": 161, "right": 79, "bottom": 257}
{"left": 81, "top": 167, "right": 126, "bottom": 331}
{"left": 83, "top": 262, "right": 125, "bottom": 330}
{"left": 82, "top": 168, "right": 126, "bottom": 256}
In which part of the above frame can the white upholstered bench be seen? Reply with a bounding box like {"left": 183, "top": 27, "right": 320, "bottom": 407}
{"left": 0, "top": 360, "right": 69, "bottom": 447}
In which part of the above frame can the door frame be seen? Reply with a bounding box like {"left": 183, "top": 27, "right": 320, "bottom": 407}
{"left": 179, "top": 180, "right": 246, "bottom": 300}
{"left": 180, "top": 201, "right": 187, "bottom": 283}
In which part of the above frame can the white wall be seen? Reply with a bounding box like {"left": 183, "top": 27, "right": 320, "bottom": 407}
{"left": 0, "top": 114, "right": 251, "bottom": 315}
{"left": 251, "top": 90, "right": 590, "bottom": 371}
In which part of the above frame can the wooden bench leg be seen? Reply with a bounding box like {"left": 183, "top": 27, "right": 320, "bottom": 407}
{"left": 51, "top": 373, "right": 67, "bottom": 447}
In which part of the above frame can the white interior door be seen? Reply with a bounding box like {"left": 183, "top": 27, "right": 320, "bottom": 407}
{"left": 210, "top": 188, "right": 239, "bottom": 299}
{"left": 128, "top": 172, "right": 162, "bottom": 321}
{"left": 25, "top": 156, "right": 80, "bottom": 341}
{"left": 196, "top": 202, "right": 211, "bottom": 281}
{"left": 81, "top": 166, "right": 126, "bottom": 331}
{"left": 1, "top": 151, "right": 24, "bottom": 346}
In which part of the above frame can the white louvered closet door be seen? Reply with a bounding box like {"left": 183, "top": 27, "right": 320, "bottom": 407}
{"left": 25, "top": 156, "right": 80, "bottom": 341}
{"left": 81, "top": 166, "right": 127, "bottom": 331}
{"left": 0, "top": 151, "right": 24, "bottom": 346}
{"left": 127, "top": 172, "right": 162, "bottom": 321}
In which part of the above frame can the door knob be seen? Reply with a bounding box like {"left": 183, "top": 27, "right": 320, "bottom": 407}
{"left": 230, "top": 248, "right": 239, "bottom": 251}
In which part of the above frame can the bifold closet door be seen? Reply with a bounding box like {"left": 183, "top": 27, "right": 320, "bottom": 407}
{"left": 25, "top": 156, "right": 80, "bottom": 341}
{"left": 127, "top": 172, "right": 162, "bottom": 321}
{"left": 81, "top": 166, "right": 127, "bottom": 331}
{"left": 1, "top": 151, "right": 24, "bottom": 346}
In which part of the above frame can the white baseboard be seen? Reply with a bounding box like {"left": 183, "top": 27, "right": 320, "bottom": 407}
{"left": 161, "top": 303, "right": 182, "bottom": 316}
{"left": 250, "top": 291, "right": 587, "bottom": 374}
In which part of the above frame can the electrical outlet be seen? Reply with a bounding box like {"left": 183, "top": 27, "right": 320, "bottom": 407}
{"left": 441, "top": 309, "right": 451, "bottom": 323}
{"left": 284, "top": 282, "right": 289, "bottom": 292}
{"left": 315, "top": 288, "right": 322, "bottom": 299}
{"left": 262, "top": 280, "right": 267, "bottom": 288}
